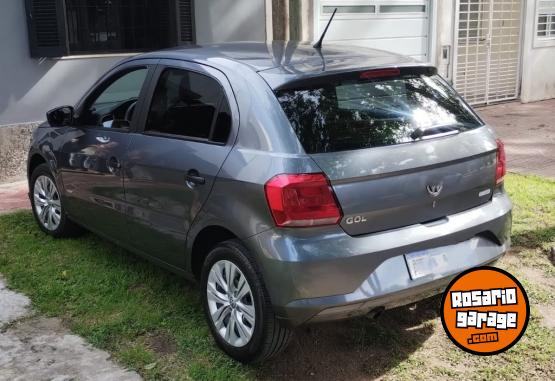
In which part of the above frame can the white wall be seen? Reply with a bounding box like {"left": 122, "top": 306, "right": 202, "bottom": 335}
{"left": 0, "top": 0, "right": 268, "bottom": 126}
{"left": 520, "top": 0, "right": 555, "bottom": 102}
{"left": 435, "top": 0, "right": 555, "bottom": 103}
{"left": 0, "top": 0, "right": 125, "bottom": 125}
{"left": 194, "top": 0, "right": 267, "bottom": 44}
{"left": 435, "top": 0, "right": 455, "bottom": 81}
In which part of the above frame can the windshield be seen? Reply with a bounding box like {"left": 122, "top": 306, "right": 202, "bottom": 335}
{"left": 275, "top": 74, "right": 483, "bottom": 154}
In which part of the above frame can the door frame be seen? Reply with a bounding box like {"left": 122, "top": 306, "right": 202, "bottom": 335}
{"left": 131, "top": 59, "right": 240, "bottom": 144}
{"left": 73, "top": 58, "right": 160, "bottom": 133}
{"left": 312, "top": 0, "right": 439, "bottom": 65}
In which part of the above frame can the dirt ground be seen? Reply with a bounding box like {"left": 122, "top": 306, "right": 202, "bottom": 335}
{"left": 256, "top": 249, "right": 555, "bottom": 381}
{"left": 258, "top": 298, "right": 442, "bottom": 380}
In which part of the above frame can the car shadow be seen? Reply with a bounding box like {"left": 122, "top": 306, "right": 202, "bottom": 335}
{"left": 256, "top": 295, "right": 442, "bottom": 381}
{"left": 75, "top": 226, "right": 444, "bottom": 379}
{"left": 512, "top": 225, "right": 555, "bottom": 250}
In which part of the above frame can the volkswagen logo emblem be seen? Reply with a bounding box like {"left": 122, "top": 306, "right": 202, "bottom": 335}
{"left": 427, "top": 182, "right": 443, "bottom": 197}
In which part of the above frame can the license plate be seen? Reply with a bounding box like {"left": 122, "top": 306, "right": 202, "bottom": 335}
{"left": 405, "top": 250, "right": 449, "bottom": 280}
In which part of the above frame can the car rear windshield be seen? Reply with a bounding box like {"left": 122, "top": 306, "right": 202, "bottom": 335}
{"left": 275, "top": 73, "right": 483, "bottom": 154}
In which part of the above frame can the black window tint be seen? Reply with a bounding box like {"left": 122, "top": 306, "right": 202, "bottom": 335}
{"left": 82, "top": 68, "right": 148, "bottom": 128}
{"left": 275, "top": 74, "right": 483, "bottom": 154}
{"left": 146, "top": 68, "right": 226, "bottom": 140}
{"left": 211, "top": 99, "right": 232, "bottom": 143}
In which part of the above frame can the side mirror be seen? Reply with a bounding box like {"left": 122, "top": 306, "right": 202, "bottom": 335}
{"left": 46, "top": 106, "right": 74, "bottom": 126}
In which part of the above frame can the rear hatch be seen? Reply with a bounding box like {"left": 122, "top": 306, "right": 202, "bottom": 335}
{"left": 271, "top": 66, "right": 498, "bottom": 236}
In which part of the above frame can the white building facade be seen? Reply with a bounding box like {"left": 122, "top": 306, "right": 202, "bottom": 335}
{"left": 1, "top": 0, "right": 554, "bottom": 127}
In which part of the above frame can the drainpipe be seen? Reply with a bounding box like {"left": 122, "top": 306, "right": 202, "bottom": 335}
{"left": 272, "top": 0, "right": 289, "bottom": 40}
{"left": 271, "top": 0, "right": 314, "bottom": 41}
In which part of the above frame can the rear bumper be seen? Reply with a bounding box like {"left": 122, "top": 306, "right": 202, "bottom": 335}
{"left": 282, "top": 238, "right": 505, "bottom": 325}
{"left": 244, "top": 192, "right": 512, "bottom": 326}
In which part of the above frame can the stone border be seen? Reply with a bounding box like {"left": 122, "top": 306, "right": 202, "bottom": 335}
{"left": 0, "top": 122, "right": 42, "bottom": 183}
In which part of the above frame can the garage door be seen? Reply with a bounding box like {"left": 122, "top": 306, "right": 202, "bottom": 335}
{"left": 316, "top": 0, "right": 431, "bottom": 61}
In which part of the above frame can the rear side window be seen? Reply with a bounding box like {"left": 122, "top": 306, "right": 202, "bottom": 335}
{"left": 145, "top": 68, "right": 231, "bottom": 142}
{"left": 276, "top": 74, "right": 483, "bottom": 154}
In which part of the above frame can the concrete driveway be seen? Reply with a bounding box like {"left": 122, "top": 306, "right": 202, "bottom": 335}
{"left": 0, "top": 180, "right": 28, "bottom": 214}
{"left": 0, "top": 277, "right": 141, "bottom": 381}
{"left": 477, "top": 99, "right": 555, "bottom": 179}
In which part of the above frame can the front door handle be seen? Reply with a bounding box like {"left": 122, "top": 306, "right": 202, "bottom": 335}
{"left": 185, "top": 169, "right": 205, "bottom": 186}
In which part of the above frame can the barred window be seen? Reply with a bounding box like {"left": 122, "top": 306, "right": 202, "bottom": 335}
{"left": 537, "top": 0, "right": 555, "bottom": 39}
{"left": 25, "top": 0, "right": 194, "bottom": 57}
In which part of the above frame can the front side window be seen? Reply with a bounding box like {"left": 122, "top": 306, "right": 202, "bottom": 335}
{"left": 81, "top": 68, "right": 148, "bottom": 128}
{"left": 276, "top": 73, "right": 483, "bottom": 154}
{"left": 145, "top": 68, "right": 231, "bottom": 143}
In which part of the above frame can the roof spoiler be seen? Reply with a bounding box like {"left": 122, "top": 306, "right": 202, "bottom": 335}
{"left": 272, "top": 65, "right": 437, "bottom": 91}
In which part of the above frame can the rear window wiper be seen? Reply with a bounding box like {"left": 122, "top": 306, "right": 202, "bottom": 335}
{"left": 410, "top": 123, "right": 464, "bottom": 140}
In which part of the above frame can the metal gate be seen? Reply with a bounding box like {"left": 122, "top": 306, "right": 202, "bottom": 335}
{"left": 453, "top": 0, "right": 523, "bottom": 105}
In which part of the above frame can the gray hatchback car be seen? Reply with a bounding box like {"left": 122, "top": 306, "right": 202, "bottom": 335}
{"left": 27, "top": 41, "right": 511, "bottom": 363}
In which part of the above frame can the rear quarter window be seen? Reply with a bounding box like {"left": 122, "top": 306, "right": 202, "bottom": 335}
{"left": 276, "top": 73, "right": 483, "bottom": 154}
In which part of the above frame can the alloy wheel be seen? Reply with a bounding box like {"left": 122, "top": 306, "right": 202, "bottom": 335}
{"left": 33, "top": 175, "right": 62, "bottom": 231}
{"left": 206, "top": 260, "right": 256, "bottom": 347}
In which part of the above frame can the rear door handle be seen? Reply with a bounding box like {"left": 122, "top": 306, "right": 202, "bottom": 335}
{"left": 185, "top": 169, "right": 205, "bottom": 186}
{"left": 107, "top": 156, "right": 121, "bottom": 173}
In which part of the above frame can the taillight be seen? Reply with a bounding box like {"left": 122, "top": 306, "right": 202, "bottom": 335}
{"left": 264, "top": 173, "right": 342, "bottom": 227}
{"left": 495, "top": 139, "right": 506, "bottom": 184}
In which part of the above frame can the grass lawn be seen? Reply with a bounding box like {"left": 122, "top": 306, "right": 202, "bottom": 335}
{"left": 0, "top": 173, "right": 554, "bottom": 380}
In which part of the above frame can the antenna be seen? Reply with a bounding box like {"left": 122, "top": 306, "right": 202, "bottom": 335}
{"left": 313, "top": 8, "right": 337, "bottom": 49}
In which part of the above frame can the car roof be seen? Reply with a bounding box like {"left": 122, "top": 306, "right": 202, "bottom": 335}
{"left": 127, "top": 41, "right": 429, "bottom": 88}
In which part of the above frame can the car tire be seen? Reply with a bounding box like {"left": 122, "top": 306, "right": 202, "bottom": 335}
{"left": 30, "top": 163, "right": 83, "bottom": 238}
{"left": 201, "top": 239, "right": 293, "bottom": 363}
